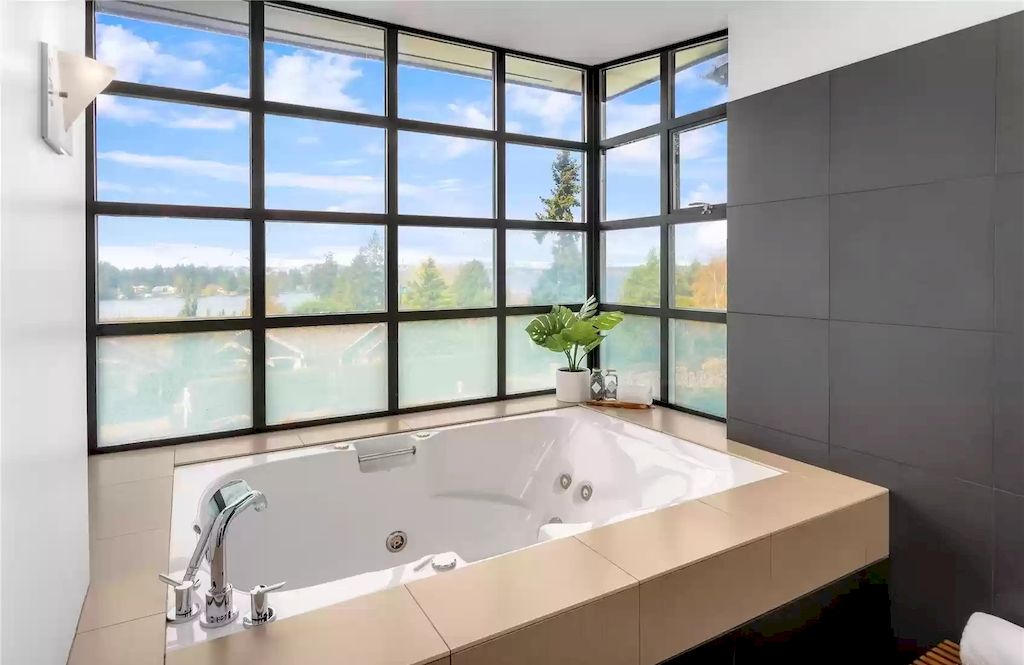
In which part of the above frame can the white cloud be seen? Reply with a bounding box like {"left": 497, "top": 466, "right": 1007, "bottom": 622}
{"left": 445, "top": 102, "right": 492, "bottom": 130}
{"left": 97, "top": 95, "right": 157, "bottom": 124}
{"left": 324, "top": 158, "right": 363, "bottom": 168}
{"left": 267, "top": 244, "right": 363, "bottom": 269}
{"left": 296, "top": 136, "right": 320, "bottom": 145}
{"left": 683, "top": 181, "right": 727, "bottom": 208}
{"left": 102, "top": 243, "right": 249, "bottom": 270}
{"left": 97, "top": 96, "right": 245, "bottom": 132}
{"left": 165, "top": 109, "right": 244, "bottom": 131}
{"left": 205, "top": 83, "right": 249, "bottom": 97}
{"left": 98, "top": 151, "right": 249, "bottom": 182}
{"left": 606, "top": 135, "right": 659, "bottom": 175}
{"left": 507, "top": 85, "right": 578, "bottom": 135}
{"left": 96, "top": 23, "right": 207, "bottom": 86}
{"left": 604, "top": 102, "right": 659, "bottom": 138}
{"left": 265, "top": 51, "right": 367, "bottom": 112}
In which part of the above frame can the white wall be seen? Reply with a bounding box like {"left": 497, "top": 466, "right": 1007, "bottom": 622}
{"left": 0, "top": 1, "right": 89, "bottom": 664}
{"left": 728, "top": 0, "right": 1023, "bottom": 101}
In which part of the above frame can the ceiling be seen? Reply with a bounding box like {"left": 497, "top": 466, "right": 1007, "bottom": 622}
{"left": 305, "top": 1, "right": 734, "bottom": 65}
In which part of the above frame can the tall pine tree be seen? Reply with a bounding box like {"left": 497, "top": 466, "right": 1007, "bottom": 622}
{"left": 530, "top": 150, "right": 584, "bottom": 304}
{"left": 402, "top": 257, "right": 452, "bottom": 309}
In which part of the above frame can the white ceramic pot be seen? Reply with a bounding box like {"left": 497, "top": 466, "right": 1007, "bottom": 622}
{"left": 555, "top": 368, "right": 591, "bottom": 403}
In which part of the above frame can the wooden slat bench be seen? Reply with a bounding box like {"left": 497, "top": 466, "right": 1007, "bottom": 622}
{"left": 912, "top": 640, "right": 961, "bottom": 665}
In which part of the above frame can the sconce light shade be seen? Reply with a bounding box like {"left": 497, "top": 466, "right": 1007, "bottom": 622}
{"left": 41, "top": 42, "right": 115, "bottom": 155}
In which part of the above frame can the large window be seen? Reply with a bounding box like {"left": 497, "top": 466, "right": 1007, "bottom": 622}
{"left": 88, "top": 1, "right": 591, "bottom": 448}
{"left": 598, "top": 36, "right": 728, "bottom": 419}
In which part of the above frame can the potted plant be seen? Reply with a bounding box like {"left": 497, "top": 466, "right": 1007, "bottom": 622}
{"left": 525, "top": 296, "right": 623, "bottom": 403}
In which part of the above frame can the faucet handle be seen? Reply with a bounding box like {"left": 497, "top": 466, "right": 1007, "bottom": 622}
{"left": 158, "top": 574, "right": 200, "bottom": 623}
{"left": 243, "top": 582, "right": 285, "bottom": 628}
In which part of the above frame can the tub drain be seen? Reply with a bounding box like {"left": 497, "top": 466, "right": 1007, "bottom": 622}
{"left": 386, "top": 530, "right": 407, "bottom": 553}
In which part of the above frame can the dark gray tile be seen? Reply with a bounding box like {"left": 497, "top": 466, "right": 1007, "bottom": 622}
{"left": 830, "top": 321, "right": 993, "bottom": 485}
{"left": 728, "top": 197, "right": 828, "bottom": 319}
{"left": 994, "top": 174, "right": 1024, "bottom": 494}
{"left": 997, "top": 12, "right": 1024, "bottom": 174}
{"left": 727, "top": 75, "right": 829, "bottom": 205}
{"left": 830, "top": 22, "right": 997, "bottom": 193}
{"left": 994, "top": 490, "right": 1024, "bottom": 626}
{"left": 830, "top": 177, "right": 994, "bottom": 330}
{"left": 727, "top": 418, "right": 828, "bottom": 468}
{"left": 831, "top": 448, "right": 993, "bottom": 648}
{"left": 727, "top": 314, "right": 828, "bottom": 442}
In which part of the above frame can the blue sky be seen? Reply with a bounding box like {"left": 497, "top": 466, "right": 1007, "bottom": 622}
{"left": 94, "top": 8, "right": 726, "bottom": 279}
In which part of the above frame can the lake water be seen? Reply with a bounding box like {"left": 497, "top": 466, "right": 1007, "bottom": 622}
{"left": 99, "top": 292, "right": 315, "bottom": 321}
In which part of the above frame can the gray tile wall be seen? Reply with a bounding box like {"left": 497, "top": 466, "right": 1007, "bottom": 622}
{"left": 726, "top": 12, "right": 1024, "bottom": 650}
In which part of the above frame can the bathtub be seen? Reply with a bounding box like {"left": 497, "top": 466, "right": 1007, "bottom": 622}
{"left": 166, "top": 406, "right": 781, "bottom": 649}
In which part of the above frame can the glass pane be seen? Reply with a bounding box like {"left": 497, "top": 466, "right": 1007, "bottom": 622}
{"left": 97, "top": 216, "right": 250, "bottom": 322}
{"left": 266, "top": 324, "right": 387, "bottom": 425}
{"left": 673, "top": 220, "right": 727, "bottom": 311}
{"left": 674, "top": 39, "right": 728, "bottom": 118}
{"left": 505, "top": 56, "right": 583, "bottom": 141}
{"left": 266, "top": 222, "right": 386, "bottom": 315}
{"left": 265, "top": 115, "right": 385, "bottom": 213}
{"left": 399, "top": 227, "right": 494, "bottom": 310}
{"left": 673, "top": 121, "right": 727, "bottom": 208}
{"left": 506, "top": 144, "right": 583, "bottom": 222}
{"left": 602, "top": 227, "right": 660, "bottom": 306}
{"left": 670, "top": 320, "right": 726, "bottom": 417}
{"left": 506, "top": 230, "right": 585, "bottom": 306}
{"left": 506, "top": 315, "right": 565, "bottom": 394}
{"left": 97, "top": 331, "right": 252, "bottom": 446}
{"left": 399, "top": 318, "right": 497, "bottom": 407}
{"left": 96, "top": 94, "right": 249, "bottom": 207}
{"left": 603, "top": 56, "right": 660, "bottom": 138}
{"left": 265, "top": 6, "right": 384, "bottom": 114}
{"left": 600, "top": 315, "right": 660, "bottom": 400}
{"left": 96, "top": 1, "right": 249, "bottom": 95}
{"left": 398, "top": 34, "right": 493, "bottom": 129}
{"left": 604, "top": 135, "right": 660, "bottom": 221}
{"left": 398, "top": 131, "right": 494, "bottom": 217}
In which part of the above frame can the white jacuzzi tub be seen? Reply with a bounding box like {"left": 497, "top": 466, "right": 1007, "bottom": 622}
{"left": 166, "top": 407, "right": 781, "bottom": 649}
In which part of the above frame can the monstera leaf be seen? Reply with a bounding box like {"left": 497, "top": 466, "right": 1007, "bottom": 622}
{"left": 524, "top": 297, "right": 623, "bottom": 371}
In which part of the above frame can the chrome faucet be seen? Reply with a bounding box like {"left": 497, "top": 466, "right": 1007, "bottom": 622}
{"left": 160, "top": 479, "right": 267, "bottom": 627}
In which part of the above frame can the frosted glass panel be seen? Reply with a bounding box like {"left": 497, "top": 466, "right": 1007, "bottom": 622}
{"left": 506, "top": 231, "right": 585, "bottom": 306}
{"left": 266, "top": 222, "right": 386, "bottom": 315}
{"left": 506, "top": 315, "right": 565, "bottom": 394}
{"left": 602, "top": 226, "right": 661, "bottom": 306}
{"left": 600, "top": 315, "right": 660, "bottom": 400}
{"left": 399, "top": 318, "right": 496, "bottom": 407}
{"left": 670, "top": 320, "right": 726, "bottom": 417}
{"left": 266, "top": 324, "right": 387, "bottom": 425}
{"left": 97, "top": 331, "right": 252, "bottom": 446}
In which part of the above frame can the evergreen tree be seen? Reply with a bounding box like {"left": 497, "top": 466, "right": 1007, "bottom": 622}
{"left": 536, "top": 150, "right": 582, "bottom": 223}
{"left": 621, "top": 249, "right": 660, "bottom": 306}
{"left": 450, "top": 259, "right": 493, "bottom": 307}
{"left": 529, "top": 150, "right": 584, "bottom": 304}
{"left": 402, "top": 258, "right": 451, "bottom": 309}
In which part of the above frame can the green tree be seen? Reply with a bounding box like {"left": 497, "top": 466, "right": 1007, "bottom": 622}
{"left": 450, "top": 259, "right": 492, "bottom": 307}
{"left": 334, "top": 230, "right": 386, "bottom": 311}
{"left": 402, "top": 258, "right": 451, "bottom": 309}
{"left": 621, "top": 249, "right": 660, "bottom": 306}
{"left": 530, "top": 150, "right": 584, "bottom": 304}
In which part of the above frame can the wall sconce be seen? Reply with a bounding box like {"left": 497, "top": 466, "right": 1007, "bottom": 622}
{"left": 41, "top": 42, "right": 115, "bottom": 156}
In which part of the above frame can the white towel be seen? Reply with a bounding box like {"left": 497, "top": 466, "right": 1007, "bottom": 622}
{"left": 960, "top": 612, "right": 1024, "bottom": 665}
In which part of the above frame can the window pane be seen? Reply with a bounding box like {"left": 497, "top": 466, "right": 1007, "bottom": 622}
{"left": 674, "top": 39, "right": 728, "bottom": 118}
{"left": 602, "top": 227, "right": 660, "bottom": 306}
{"left": 670, "top": 320, "right": 726, "bottom": 417}
{"left": 603, "top": 56, "right": 660, "bottom": 138}
{"left": 673, "top": 220, "right": 727, "bottom": 311}
{"left": 96, "top": 1, "right": 248, "bottom": 95}
{"left": 398, "top": 131, "right": 494, "bottom": 217}
{"left": 673, "top": 121, "right": 727, "bottom": 208}
{"left": 507, "top": 230, "right": 585, "bottom": 306}
{"left": 600, "top": 315, "right": 660, "bottom": 400}
{"left": 265, "top": 6, "right": 384, "bottom": 114}
{"left": 266, "top": 223, "right": 385, "bottom": 315}
{"left": 398, "top": 34, "right": 493, "bottom": 129}
{"left": 266, "top": 324, "right": 387, "bottom": 424}
{"left": 399, "top": 228, "right": 494, "bottom": 310}
{"left": 97, "top": 331, "right": 252, "bottom": 446}
{"left": 265, "top": 115, "right": 385, "bottom": 213}
{"left": 506, "top": 315, "right": 563, "bottom": 394}
{"left": 505, "top": 56, "right": 583, "bottom": 141}
{"left": 399, "top": 318, "right": 497, "bottom": 407}
{"left": 506, "top": 144, "right": 583, "bottom": 222}
{"left": 97, "top": 95, "right": 249, "bottom": 207}
{"left": 98, "top": 216, "right": 250, "bottom": 322}
{"left": 604, "top": 135, "right": 660, "bottom": 221}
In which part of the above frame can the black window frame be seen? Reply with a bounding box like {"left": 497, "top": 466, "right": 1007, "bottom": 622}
{"left": 85, "top": 0, "right": 726, "bottom": 453}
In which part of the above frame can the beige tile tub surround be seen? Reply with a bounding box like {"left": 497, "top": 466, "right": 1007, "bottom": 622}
{"left": 76, "top": 399, "right": 888, "bottom": 665}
